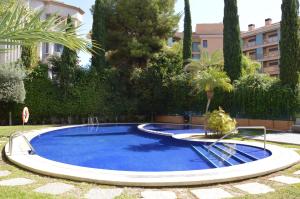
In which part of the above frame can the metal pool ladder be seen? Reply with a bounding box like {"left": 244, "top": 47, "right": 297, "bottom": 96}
{"left": 8, "top": 132, "right": 36, "bottom": 156}
{"left": 207, "top": 126, "right": 267, "bottom": 151}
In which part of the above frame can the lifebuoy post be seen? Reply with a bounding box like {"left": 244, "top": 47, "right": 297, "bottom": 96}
{"left": 22, "top": 107, "right": 30, "bottom": 126}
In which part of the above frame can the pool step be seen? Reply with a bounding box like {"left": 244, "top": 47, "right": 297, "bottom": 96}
{"left": 212, "top": 145, "right": 247, "bottom": 164}
{"left": 221, "top": 143, "right": 258, "bottom": 161}
{"left": 201, "top": 145, "right": 241, "bottom": 166}
{"left": 191, "top": 145, "right": 230, "bottom": 168}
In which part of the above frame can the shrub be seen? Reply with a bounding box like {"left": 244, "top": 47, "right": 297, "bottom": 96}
{"left": 205, "top": 107, "right": 237, "bottom": 136}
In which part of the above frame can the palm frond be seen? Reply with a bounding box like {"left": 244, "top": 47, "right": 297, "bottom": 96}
{"left": 0, "top": 2, "right": 100, "bottom": 54}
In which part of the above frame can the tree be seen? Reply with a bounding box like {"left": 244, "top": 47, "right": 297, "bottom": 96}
{"left": 21, "top": 45, "right": 38, "bottom": 69}
{"left": 0, "top": 63, "right": 25, "bottom": 103}
{"left": 183, "top": 0, "right": 192, "bottom": 65}
{"left": 223, "top": 0, "right": 242, "bottom": 81}
{"left": 185, "top": 50, "right": 224, "bottom": 73}
{"left": 0, "top": 2, "right": 92, "bottom": 54}
{"left": 280, "top": 0, "right": 300, "bottom": 89}
{"left": 59, "top": 15, "right": 79, "bottom": 97}
{"left": 0, "top": 62, "right": 26, "bottom": 124}
{"left": 91, "top": 0, "right": 107, "bottom": 73}
{"left": 190, "top": 67, "right": 233, "bottom": 114}
{"left": 104, "top": 0, "right": 180, "bottom": 68}
{"left": 241, "top": 55, "right": 261, "bottom": 76}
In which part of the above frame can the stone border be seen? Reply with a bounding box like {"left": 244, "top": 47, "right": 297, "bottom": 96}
{"left": 137, "top": 123, "right": 205, "bottom": 137}
{"left": 4, "top": 124, "right": 300, "bottom": 187}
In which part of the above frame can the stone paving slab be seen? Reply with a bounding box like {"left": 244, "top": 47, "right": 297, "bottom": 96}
{"left": 0, "top": 178, "right": 34, "bottom": 186}
{"left": 34, "top": 182, "right": 74, "bottom": 195}
{"left": 294, "top": 170, "right": 300, "bottom": 175}
{"left": 85, "top": 188, "right": 123, "bottom": 199}
{"left": 141, "top": 190, "right": 177, "bottom": 199}
{"left": 234, "top": 182, "right": 274, "bottom": 194}
{"left": 269, "top": 175, "right": 300, "bottom": 184}
{"left": 191, "top": 188, "right": 233, "bottom": 199}
{"left": 250, "top": 133, "right": 300, "bottom": 145}
{"left": 0, "top": 170, "right": 11, "bottom": 177}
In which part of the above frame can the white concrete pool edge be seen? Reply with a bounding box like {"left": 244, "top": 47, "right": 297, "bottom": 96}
{"left": 4, "top": 125, "right": 300, "bottom": 187}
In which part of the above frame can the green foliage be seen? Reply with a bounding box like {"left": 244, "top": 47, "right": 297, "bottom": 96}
{"left": 223, "top": 0, "right": 242, "bottom": 81}
{"left": 183, "top": 0, "right": 192, "bottom": 64}
{"left": 241, "top": 55, "right": 261, "bottom": 76}
{"left": 280, "top": 0, "right": 300, "bottom": 90}
{"left": 131, "top": 44, "right": 190, "bottom": 115}
{"left": 21, "top": 45, "right": 38, "bottom": 69}
{"left": 205, "top": 107, "right": 237, "bottom": 135}
{"left": 190, "top": 67, "right": 233, "bottom": 93}
{"left": 59, "top": 15, "right": 79, "bottom": 97}
{"left": 185, "top": 50, "right": 224, "bottom": 73}
{"left": 0, "top": 63, "right": 25, "bottom": 103}
{"left": 0, "top": 2, "right": 92, "bottom": 53}
{"left": 103, "top": 0, "right": 180, "bottom": 67}
{"left": 91, "top": 0, "right": 107, "bottom": 73}
{"left": 233, "top": 74, "right": 297, "bottom": 119}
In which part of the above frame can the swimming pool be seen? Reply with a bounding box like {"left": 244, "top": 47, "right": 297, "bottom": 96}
{"left": 5, "top": 124, "right": 300, "bottom": 186}
{"left": 30, "top": 124, "right": 270, "bottom": 171}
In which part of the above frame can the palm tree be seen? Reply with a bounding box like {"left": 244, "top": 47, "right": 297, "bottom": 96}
{"left": 0, "top": 2, "right": 95, "bottom": 53}
{"left": 191, "top": 67, "right": 233, "bottom": 113}
{"left": 184, "top": 50, "right": 224, "bottom": 73}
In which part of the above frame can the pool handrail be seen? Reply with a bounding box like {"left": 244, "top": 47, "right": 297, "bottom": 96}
{"left": 8, "top": 132, "right": 36, "bottom": 156}
{"left": 207, "top": 126, "right": 267, "bottom": 151}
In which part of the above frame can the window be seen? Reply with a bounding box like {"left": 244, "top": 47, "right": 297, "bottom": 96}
{"left": 44, "top": 43, "right": 49, "bottom": 54}
{"left": 192, "top": 54, "right": 200, "bottom": 60}
{"left": 269, "top": 47, "right": 278, "bottom": 52}
{"left": 248, "top": 38, "right": 256, "bottom": 43}
{"left": 268, "top": 61, "right": 279, "bottom": 66}
{"left": 268, "top": 33, "right": 278, "bottom": 42}
{"left": 192, "top": 42, "right": 200, "bottom": 52}
{"left": 203, "top": 40, "right": 208, "bottom": 48}
{"left": 54, "top": 44, "right": 64, "bottom": 52}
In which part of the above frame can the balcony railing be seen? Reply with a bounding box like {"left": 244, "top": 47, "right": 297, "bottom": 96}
{"left": 264, "top": 52, "right": 279, "bottom": 58}
{"left": 244, "top": 42, "right": 256, "bottom": 48}
{"left": 264, "top": 37, "right": 278, "bottom": 44}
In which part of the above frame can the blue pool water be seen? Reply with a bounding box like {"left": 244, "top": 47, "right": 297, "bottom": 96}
{"left": 30, "top": 124, "right": 271, "bottom": 172}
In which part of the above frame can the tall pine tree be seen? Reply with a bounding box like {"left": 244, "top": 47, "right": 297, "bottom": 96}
{"left": 280, "top": 0, "right": 300, "bottom": 89}
{"left": 223, "top": 0, "right": 242, "bottom": 81}
{"left": 59, "top": 15, "right": 78, "bottom": 97}
{"left": 183, "top": 0, "right": 192, "bottom": 65}
{"left": 91, "top": 0, "right": 107, "bottom": 73}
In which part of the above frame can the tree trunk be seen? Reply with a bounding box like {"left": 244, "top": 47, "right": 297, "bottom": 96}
{"left": 205, "top": 90, "right": 214, "bottom": 136}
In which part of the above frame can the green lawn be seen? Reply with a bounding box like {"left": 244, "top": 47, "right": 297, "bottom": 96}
{"left": 0, "top": 125, "right": 299, "bottom": 199}
{"left": 0, "top": 125, "right": 58, "bottom": 137}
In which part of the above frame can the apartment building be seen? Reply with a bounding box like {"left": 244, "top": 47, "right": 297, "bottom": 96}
{"left": 173, "top": 23, "right": 224, "bottom": 60}
{"left": 0, "top": 0, "right": 84, "bottom": 65}
{"left": 241, "top": 18, "right": 280, "bottom": 77}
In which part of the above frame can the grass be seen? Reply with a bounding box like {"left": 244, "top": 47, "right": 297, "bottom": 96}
{"left": 0, "top": 125, "right": 300, "bottom": 199}
{"left": 0, "top": 125, "right": 58, "bottom": 137}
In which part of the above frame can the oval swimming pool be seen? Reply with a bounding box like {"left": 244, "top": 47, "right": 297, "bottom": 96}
{"left": 30, "top": 124, "right": 271, "bottom": 172}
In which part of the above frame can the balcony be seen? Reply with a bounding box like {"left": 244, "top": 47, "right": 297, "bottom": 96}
{"left": 263, "top": 36, "right": 278, "bottom": 44}
{"left": 264, "top": 52, "right": 279, "bottom": 59}
{"left": 244, "top": 42, "right": 256, "bottom": 48}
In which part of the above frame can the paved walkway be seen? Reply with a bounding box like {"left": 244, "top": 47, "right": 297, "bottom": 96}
{"left": 248, "top": 132, "right": 300, "bottom": 145}
{"left": 1, "top": 167, "right": 300, "bottom": 198}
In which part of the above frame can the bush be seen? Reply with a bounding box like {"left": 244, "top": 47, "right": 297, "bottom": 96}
{"left": 205, "top": 107, "right": 237, "bottom": 136}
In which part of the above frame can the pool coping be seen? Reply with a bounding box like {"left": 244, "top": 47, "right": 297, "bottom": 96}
{"left": 4, "top": 124, "right": 300, "bottom": 187}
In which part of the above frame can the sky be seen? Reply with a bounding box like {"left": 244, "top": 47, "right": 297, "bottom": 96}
{"left": 61, "top": 0, "right": 283, "bottom": 66}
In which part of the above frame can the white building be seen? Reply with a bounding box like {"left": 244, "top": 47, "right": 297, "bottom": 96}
{"left": 0, "top": 0, "right": 84, "bottom": 65}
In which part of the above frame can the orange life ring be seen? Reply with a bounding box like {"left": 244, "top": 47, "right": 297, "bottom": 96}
{"left": 22, "top": 107, "right": 30, "bottom": 124}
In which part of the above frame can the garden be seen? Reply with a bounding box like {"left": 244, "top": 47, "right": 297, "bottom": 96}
{"left": 1, "top": 0, "right": 300, "bottom": 198}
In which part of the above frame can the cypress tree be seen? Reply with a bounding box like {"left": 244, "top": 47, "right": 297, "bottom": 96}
{"left": 280, "top": 0, "right": 300, "bottom": 89}
{"left": 223, "top": 0, "right": 242, "bottom": 81}
{"left": 91, "top": 0, "right": 106, "bottom": 73}
{"left": 183, "top": 0, "right": 192, "bottom": 65}
{"left": 21, "top": 45, "right": 38, "bottom": 69}
{"left": 60, "top": 15, "right": 78, "bottom": 96}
